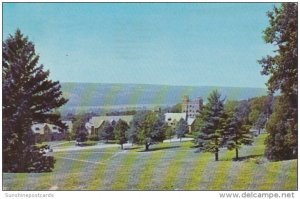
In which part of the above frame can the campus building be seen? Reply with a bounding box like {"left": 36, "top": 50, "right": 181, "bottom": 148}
{"left": 85, "top": 115, "right": 133, "bottom": 135}
{"left": 31, "top": 120, "right": 72, "bottom": 143}
{"left": 164, "top": 95, "right": 203, "bottom": 133}
{"left": 182, "top": 95, "right": 203, "bottom": 118}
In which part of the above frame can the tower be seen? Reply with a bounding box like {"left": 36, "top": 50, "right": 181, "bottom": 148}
{"left": 182, "top": 95, "right": 189, "bottom": 113}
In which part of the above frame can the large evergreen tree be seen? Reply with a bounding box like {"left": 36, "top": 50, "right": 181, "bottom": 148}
{"left": 224, "top": 102, "right": 253, "bottom": 160}
{"left": 3, "top": 30, "right": 68, "bottom": 172}
{"left": 259, "top": 3, "right": 297, "bottom": 160}
{"left": 196, "top": 90, "right": 226, "bottom": 161}
{"left": 175, "top": 118, "right": 188, "bottom": 142}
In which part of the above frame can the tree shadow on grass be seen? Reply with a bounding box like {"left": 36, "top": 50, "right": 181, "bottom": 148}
{"left": 123, "top": 146, "right": 141, "bottom": 151}
{"left": 234, "top": 154, "right": 264, "bottom": 161}
{"left": 138, "top": 145, "right": 181, "bottom": 152}
{"left": 219, "top": 154, "right": 264, "bottom": 162}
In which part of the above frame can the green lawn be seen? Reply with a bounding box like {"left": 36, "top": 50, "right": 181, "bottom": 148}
{"left": 2, "top": 133, "right": 297, "bottom": 191}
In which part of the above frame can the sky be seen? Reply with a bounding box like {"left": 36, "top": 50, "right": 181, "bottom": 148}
{"left": 3, "top": 3, "right": 277, "bottom": 88}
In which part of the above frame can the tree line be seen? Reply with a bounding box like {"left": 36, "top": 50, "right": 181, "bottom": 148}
{"left": 68, "top": 90, "right": 274, "bottom": 162}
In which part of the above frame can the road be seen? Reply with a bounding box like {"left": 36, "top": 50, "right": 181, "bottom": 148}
{"left": 51, "top": 142, "right": 132, "bottom": 152}
{"left": 48, "top": 138, "right": 194, "bottom": 153}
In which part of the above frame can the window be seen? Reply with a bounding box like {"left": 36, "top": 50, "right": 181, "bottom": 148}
{"left": 35, "top": 127, "right": 40, "bottom": 130}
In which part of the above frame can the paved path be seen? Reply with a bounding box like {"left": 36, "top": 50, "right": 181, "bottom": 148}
{"left": 51, "top": 143, "right": 131, "bottom": 152}
{"left": 50, "top": 137, "right": 194, "bottom": 153}
{"left": 163, "top": 137, "right": 194, "bottom": 143}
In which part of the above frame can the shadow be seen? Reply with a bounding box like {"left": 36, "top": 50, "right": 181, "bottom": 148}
{"left": 139, "top": 145, "right": 181, "bottom": 152}
{"left": 234, "top": 154, "right": 263, "bottom": 161}
{"left": 103, "top": 140, "right": 117, "bottom": 144}
{"left": 123, "top": 146, "right": 141, "bottom": 151}
{"left": 193, "top": 148, "right": 203, "bottom": 153}
{"left": 218, "top": 154, "right": 264, "bottom": 162}
{"left": 190, "top": 145, "right": 200, "bottom": 149}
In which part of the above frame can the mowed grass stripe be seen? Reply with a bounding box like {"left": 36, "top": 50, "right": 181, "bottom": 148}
{"left": 99, "top": 151, "right": 127, "bottom": 190}
{"left": 7, "top": 173, "right": 28, "bottom": 190}
{"left": 35, "top": 151, "right": 69, "bottom": 190}
{"left": 161, "top": 149, "right": 190, "bottom": 190}
{"left": 73, "top": 149, "right": 114, "bottom": 190}
{"left": 73, "top": 150, "right": 110, "bottom": 190}
{"left": 60, "top": 149, "right": 101, "bottom": 190}
{"left": 60, "top": 148, "right": 117, "bottom": 190}
{"left": 183, "top": 152, "right": 213, "bottom": 190}
{"left": 2, "top": 173, "right": 16, "bottom": 190}
{"left": 282, "top": 160, "right": 297, "bottom": 190}
{"left": 230, "top": 134, "right": 267, "bottom": 190}
{"left": 86, "top": 148, "right": 120, "bottom": 190}
{"left": 111, "top": 152, "right": 139, "bottom": 190}
{"left": 136, "top": 151, "right": 166, "bottom": 190}
{"left": 208, "top": 161, "right": 234, "bottom": 189}
{"left": 271, "top": 161, "right": 292, "bottom": 190}
{"left": 123, "top": 150, "right": 152, "bottom": 190}
{"left": 259, "top": 162, "right": 282, "bottom": 190}
{"left": 148, "top": 148, "right": 180, "bottom": 190}
{"left": 247, "top": 163, "right": 268, "bottom": 190}
{"left": 7, "top": 151, "right": 70, "bottom": 190}
{"left": 232, "top": 161, "right": 258, "bottom": 190}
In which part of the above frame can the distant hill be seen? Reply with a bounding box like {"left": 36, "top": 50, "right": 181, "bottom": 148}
{"left": 59, "top": 82, "right": 268, "bottom": 114}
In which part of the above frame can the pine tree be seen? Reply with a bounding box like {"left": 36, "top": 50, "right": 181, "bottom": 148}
{"left": 197, "top": 90, "right": 226, "bottom": 161}
{"left": 2, "top": 30, "right": 68, "bottom": 172}
{"left": 223, "top": 100, "right": 253, "bottom": 160}
{"left": 175, "top": 118, "right": 188, "bottom": 142}
{"left": 224, "top": 112, "right": 252, "bottom": 160}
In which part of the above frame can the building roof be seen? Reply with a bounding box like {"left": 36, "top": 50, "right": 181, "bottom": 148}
{"left": 164, "top": 113, "right": 186, "bottom": 123}
{"left": 31, "top": 123, "right": 62, "bottom": 134}
{"left": 187, "top": 118, "right": 196, "bottom": 126}
{"left": 86, "top": 115, "right": 134, "bottom": 129}
{"left": 164, "top": 113, "right": 196, "bottom": 126}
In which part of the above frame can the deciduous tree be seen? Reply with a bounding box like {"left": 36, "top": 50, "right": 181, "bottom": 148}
{"left": 99, "top": 121, "right": 114, "bottom": 143}
{"left": 127, "top": 111, "right": 166, "bottom": 151}
{"left": 114, "top": 119, "right": 129, "bottom": 150}
{"left": 258, "top": 3, "right": 297, "bottom": 160}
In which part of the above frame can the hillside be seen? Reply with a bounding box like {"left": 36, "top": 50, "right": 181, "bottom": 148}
{"left": 60, "top": 82, "right": 268, "bottom": 112}
{"left": 2, "top": 134, "right": 297, "bottom": 190}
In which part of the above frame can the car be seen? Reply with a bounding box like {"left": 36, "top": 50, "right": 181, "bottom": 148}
{"left": 75, "top": 138, "right": 85, "bottom": 146}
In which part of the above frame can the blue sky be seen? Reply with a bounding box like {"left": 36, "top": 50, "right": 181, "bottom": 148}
{"left": 3, "top": 3, "right": 277, "bottom": 88}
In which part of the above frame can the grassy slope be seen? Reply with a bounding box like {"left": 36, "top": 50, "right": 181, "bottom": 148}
{"left": 2, "top": 134, "right": 297, "bottom": 190}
